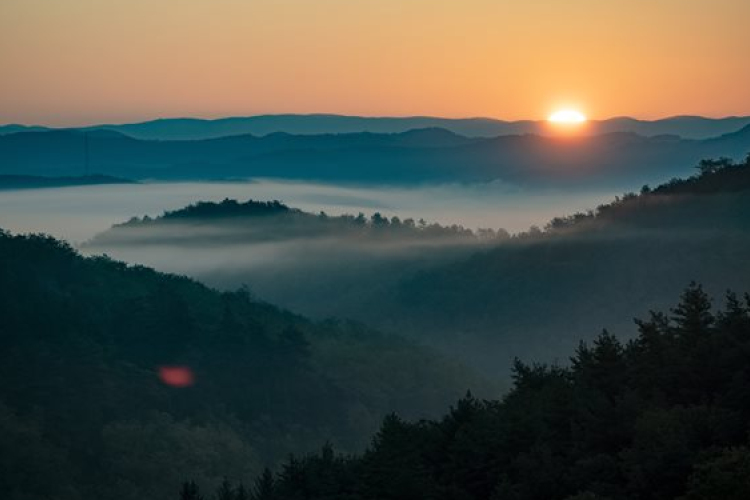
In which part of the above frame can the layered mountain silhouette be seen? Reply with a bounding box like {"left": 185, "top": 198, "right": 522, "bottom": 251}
{"left": 2, "top": 114, "right": 750, "bottom": 140}
{"left": 0, "top": 174, "right": 134, "bottom": 190}
{"left": 85, "top": 157, "right": 750, "bottom": 378}
{"left": 0, "top": 228, "right": 483, "bottom": 500}
{"left": 2, "top": 125, "right": 749, "bottom": 186}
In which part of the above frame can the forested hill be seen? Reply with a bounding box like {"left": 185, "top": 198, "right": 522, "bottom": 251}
{"left": 87, "top": 199, "right": 487, "bottom": 248}
{"left": 81, "top": 156, "right": 750, "bottom": 382}
{"left": 542, "top": 155, "right": 750, "bottom": 233}
{"left": 200, "top": 285, "right": 750, "bottom": 500}
{"left": 0, "top": 230, "right": 483, "bottom": 500}
{"left": 369, "top": 155, "right": 750, "bottom": 375}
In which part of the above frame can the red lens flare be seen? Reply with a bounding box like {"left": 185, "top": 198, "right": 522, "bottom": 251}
{"left": 158, "top": 366, "right": 195, "bottom": 388}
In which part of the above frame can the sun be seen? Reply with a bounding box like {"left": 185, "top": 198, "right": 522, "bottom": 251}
{"left": 548, "top": 109, "right": 587, "bottom": 124}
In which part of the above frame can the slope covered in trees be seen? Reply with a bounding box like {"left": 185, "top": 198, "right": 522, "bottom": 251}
{"left": 196, "top": 284, "right": 750, "bottom": 500}
{"left": 0, "top": 230, "right": 483, "bottom": 500}
{"left": 82, "top": 155, "right": 750, "bottom": 379}
{"left": 352, "top": 154, "right": 750, "bottom": 374}
{"left": 87, "top": 198, "right": 486, "bottom": 247}
{"left": 82, "top": 200, "right": 501, "bottom": 328}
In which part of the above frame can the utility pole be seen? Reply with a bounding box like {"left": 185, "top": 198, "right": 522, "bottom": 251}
{"left": 84, "top": 132, "right": 90, "bottom": 177}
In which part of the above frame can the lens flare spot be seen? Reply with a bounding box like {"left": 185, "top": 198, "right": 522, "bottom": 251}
{"left": 158, "top": 366, "right": 195, "bottom": 388}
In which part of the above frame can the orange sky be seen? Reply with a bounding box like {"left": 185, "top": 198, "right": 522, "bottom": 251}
{"left": 1, "top": 0, "right": 749, "bottom": 127}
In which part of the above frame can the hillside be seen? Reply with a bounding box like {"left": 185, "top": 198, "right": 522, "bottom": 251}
{"left": 199, "top": 285, "right": 750, "bottom": 500}
{"left": 86, "top": 198, "right": 484, "bottom": 247}
{"left": 82, "top": 156, "right": 750, "bottom": 379}
{"left": 1, "top": 126, "right": 749, "bottom": 186}
{"left": 0, "top": 230, "right": 484, "bottom": 500}
{"left": 82, "top": 200, "right": 496, "bottom": 336}
{"left": 361, "top": 155, "right": 750, "bottom": 374}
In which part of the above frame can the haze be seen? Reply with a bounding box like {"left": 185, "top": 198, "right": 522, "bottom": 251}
{"left": 2, "top": 0, "right": 749, "bottom": 126}
{"left": 0, "top": 180, "right": 616, "bottom": 243}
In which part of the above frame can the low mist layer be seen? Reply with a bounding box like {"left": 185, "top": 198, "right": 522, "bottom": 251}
{"left": 0, "top": 179, "right": 617, "bottom": 243}
{"left": 81, "top": 157, "right": 750, "bottom": 379}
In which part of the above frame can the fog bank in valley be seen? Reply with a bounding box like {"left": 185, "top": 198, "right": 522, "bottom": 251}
{"left": 0, "top": 179, "right": 618, "bottom": 243}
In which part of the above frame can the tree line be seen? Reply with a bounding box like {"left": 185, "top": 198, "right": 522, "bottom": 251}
{"left": 186, "top": 283, "right": 750, "bottom": 500}
{"left": 0, "top": 230, "right": 478, "bottom": 500}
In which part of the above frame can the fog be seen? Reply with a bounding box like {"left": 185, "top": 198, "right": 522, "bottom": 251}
{"left": 3, "top": 167, "right": 748, "bottom": 379}
{"left": 0, "top": 179, "right": 619, "bottom": 244}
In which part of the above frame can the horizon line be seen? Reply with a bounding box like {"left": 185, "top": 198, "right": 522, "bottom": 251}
{"left": 3, "top": 112, "right": 750, "bottom": 129}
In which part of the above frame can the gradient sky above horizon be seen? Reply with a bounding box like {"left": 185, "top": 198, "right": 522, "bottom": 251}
{"left": 1, "top": 0, "right": 749, "bottom": 127}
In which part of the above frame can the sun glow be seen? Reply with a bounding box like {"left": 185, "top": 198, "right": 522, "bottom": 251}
{"left": 548, "top": 109, "right": 587, "bottom": 124}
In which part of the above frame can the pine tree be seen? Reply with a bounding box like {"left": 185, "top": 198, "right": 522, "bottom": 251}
{"left": 671, "top": 282, "right": 718, "bottom": 402}
{"left": 179, "top": 480, "right": 204, "bottom": 500}
{"left": 216, "top": 478, "right": 235, "bottom": 500}
{"left": 672, "top": 282, "right": 714, "bottom": 339}
{"left": 252, "top": 468, "right": 276, "bottom": 500}
{"left": 235, "top": 483, "right": 250, "bottom": 500}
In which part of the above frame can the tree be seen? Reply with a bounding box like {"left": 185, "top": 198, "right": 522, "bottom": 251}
{"left": 684, "top": 447, "right": 750, "bottom": 500}
{"left": 179, "top": 481, "right": 204, "bottom": 500}
{"left": 216, "top": 478, "right": 235, "bottom": 500}
{"left": 231, "top": 284, "right": 750, "bottom": 500}
{"left": 252, "top": 468, "right": 276, "bottom": 500}
{"left": 361, "top": 413, "right": 438, "bottom": 500}
{"left": 672, "top": 282, "right": 714, "bottom": 337}
{"left": 696, "top": 157, "right": 733, "bottom": 176}
{"left": 235, "top": 483, "right": 250, "bottom": 500}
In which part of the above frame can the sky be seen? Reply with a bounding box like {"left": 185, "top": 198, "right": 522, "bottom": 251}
{"left": 1, "top": 0, "right": 749, "bottom": 127}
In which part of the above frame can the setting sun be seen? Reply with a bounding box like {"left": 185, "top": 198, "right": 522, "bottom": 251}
{"left": 548, "top": 109, "right": 587, "bottom": 124}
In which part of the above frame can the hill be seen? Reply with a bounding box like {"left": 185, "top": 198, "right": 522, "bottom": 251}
{"left": 82, "top": 200, "right": 495, "bottom": 332}
{"left": 3, "top": 114, "right": 750, "bottom": 140}
{"left": 82, "top": 155, "right": 750, "bottom": 377}
{"left": 0, "top": 174, "right": 135, "bottom": 190}
{"left": 200, "top": 284, "right": 750, "bottom": 500}
{"left": 86, "top": 198, "right": 484, "bottom": 247}
{"left": 0, "top": 230, "right": 484, "bottom": 500}
{"left": 362, "top": 155, "right": 750, "bottom": 373}
{"left": 83, "top": 156, "right": 750, "bottom": 379}
{"left": 1, "top": 126, "right": 749, "bottom": 186}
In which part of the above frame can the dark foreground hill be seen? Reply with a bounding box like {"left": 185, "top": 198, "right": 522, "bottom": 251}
{"left": 2, "top": 126, "right": 749, "bottom": 186}
{"left": 0, "top": 231, "right": 483, "bottom": 500}
{"left": 198, "top": 284, "right": 750, "bottom": 500}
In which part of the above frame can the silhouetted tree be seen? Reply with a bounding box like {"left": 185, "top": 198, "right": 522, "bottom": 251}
{"left": 216, "top": 478, "right": 235, "bottom": 500}
{"left": 235, "top": 483, "right": 250, "bottom": 500}
{"left": 179, "top": 481, "right": 204, "bottom": 500}
{"left": 252, "top": 468, "right": 276, "bottom": 500}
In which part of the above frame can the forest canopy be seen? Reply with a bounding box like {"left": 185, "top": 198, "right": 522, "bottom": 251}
{"left": 193, "top": 284, "right": 750, "bottom": 500}
{"left": 0, "top": 230, "right": 482, "bottom": 500}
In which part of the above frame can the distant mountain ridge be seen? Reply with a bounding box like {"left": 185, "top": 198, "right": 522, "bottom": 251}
{"left": 2, "top": 113, "right": 750, "bottom": 140}
{"left": 1, "top": 124, "right": 749, "bottom": 187}
{"left": 0, "top": 174, "right": 134, "bottom": 190}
